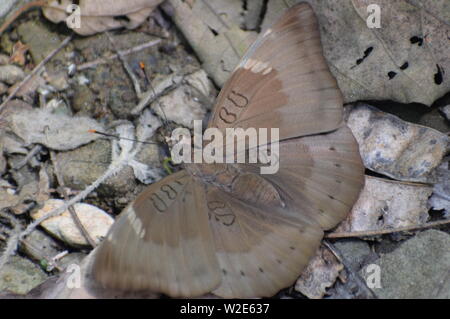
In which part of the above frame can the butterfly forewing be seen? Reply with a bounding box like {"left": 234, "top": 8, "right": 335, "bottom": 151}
{"left": 209, "top": 3, "right": 343, "bottom": 144}
{"left": 91, "top": 170, "right": 221, "bottom": 297}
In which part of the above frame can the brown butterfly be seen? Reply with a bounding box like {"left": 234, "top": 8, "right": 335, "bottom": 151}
{"left": 91, "top": 3, "right": 365, "bottom": 298}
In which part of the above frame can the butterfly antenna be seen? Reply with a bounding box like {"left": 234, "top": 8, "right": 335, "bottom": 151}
{"left": 139, "top": 62, "right": 171, "bottom": 129}
{"left": 88, "top": 130, "right": 158, "bottom": 145}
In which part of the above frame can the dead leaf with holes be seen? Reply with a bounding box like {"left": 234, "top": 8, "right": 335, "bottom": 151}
{"left": 164, "top": 0, "right": 258, "bottom": 87}
{"left": 43, "top": 0, "right": 163, "bottom": 36}
{"left": 346, "top": 103, "right": 449, "bottom": 183}
{"left": 166, "top": 0, "right": 450, "bottom": 105}
{"left": 335, "top": 175, "right": 433, "bottom": 233}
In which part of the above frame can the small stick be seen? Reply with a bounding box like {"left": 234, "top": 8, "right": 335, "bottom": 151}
{"left": 105, "top": 32, "right": 142, "bottom": 97}
{"left": 326, "top": 219, "right": 450, "bottom": 239}
{"left": 20, "top": 237, "right": 64, "bottom": 272}
{"left": 12, "top": 145, "right": 42, "bottom": 170}
{"left": 0, "top": 0, "right": 47, "bottom": 35}
{"left": 0, "top": 213, "right": 22, "bottom": 270}
{"left": 49, "top": 150, "right": 97, "bottom": 248}
{"left": 131, "top": 73, "right": 183, "bottom": 115}
{"left": 323, "top": 241, "right": 378, "bottom": 299}
{"left": 76, "top": 39, "right": 161, "bottom": 71}
{"left": 0, "top": 34, "right": 73, "bottom": 114}
{"left": 88, "top": 129, "right": 158, "bottom": 145}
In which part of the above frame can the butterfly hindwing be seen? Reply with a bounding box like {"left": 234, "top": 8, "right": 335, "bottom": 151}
{"left": 91, "top": 170, "right": 221, "bottom": 297}
{"left": 238, "top": 126, "right": 365, "bottom": 230}
{"left": 205, "top": 184, "right": 323, "bottom": 298}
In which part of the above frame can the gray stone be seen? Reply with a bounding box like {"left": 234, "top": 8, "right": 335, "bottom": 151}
{"left": 55, "top": 138, "right": 161, "bottom": 198}
{"left": 361, "top": 230, "right": 450, "bottom": 299}
{"left": 55, "top": 139, "right": 136, "bottom": 195}
{"left": 0, "top": 255, "right": 48, "bottom": 295}
{"left": 0, "top": 0, "right": 19, "bottom": 19}
{"left": 21, "top": 230, "right": 63, "bottom": 266}
{"left": 334, "top": 239, "right": 372, "bottom": 271}
{"left": 0, "top": 65, "right": 25, "bottom": 85}
{"left": 0, "top": 82, "right": 8, "bottom": 95}
{"left": 440, "top": 105, "right": 450, "bottom": 121}
{"left": 16, "top": 20, "right": 65, "bottom": 65}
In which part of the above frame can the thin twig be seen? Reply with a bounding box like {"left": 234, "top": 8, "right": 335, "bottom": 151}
{"left": 323, "top": 241, "right": 378, "bottom": 299}
{"left": 0, "top": 0, "right": 47, "bottom": 35}
{"left": 0, "top": 34, "right": 73, "bottom": 114}
{"left": 49, "top": 150, "right": 97, "bottom": 248}
{"left": 12, "top": 145, "right": 42, "bottom": 170}
{"left": 0, "top": 213, "right": 22, "bottom": 270}
{"left": 131, "top": 73, "right": 183, "bottom": 115}
{"left": 19, "top": 143, "right": 130, "bottom": 241}
{"left": 326, "top": 219, "right": 450, "bottom": 239}
{"left": 77, "top": 39, "right": 161, "bottom": 71}
{"left": 20, "top": 237, "right": 64, "bottom": 272}
{"left": 105, "top": 32, "right": 142, "bottom": 97}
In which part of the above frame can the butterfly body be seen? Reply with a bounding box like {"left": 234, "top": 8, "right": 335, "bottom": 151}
{"left": 91, "top": 3, "right": 365, "bottom": 298}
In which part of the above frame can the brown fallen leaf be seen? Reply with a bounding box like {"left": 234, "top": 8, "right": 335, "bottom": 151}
{"left": 9, "top": 41, "right": 29, "bottom": 66}
{"left": 43, "top": 0, "right": 164, "bottom": 36}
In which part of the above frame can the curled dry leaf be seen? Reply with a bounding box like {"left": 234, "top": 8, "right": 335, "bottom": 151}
{"left": 168, "top": 0, "right": 450, "bottom": 105}
{"left": 295, "top": 246, "right": 343, "bottom": 299}
{"left": 5, "top": 107, "right": 104, "bottom": 151}
{"left": 335, "top": 175, "right": 433, "bottom": 233}
{"left": 346, "top": 103, "right": 449, "bottom": 183}
{"left": 43, "top": 0, "right": 164, "bottom": 36}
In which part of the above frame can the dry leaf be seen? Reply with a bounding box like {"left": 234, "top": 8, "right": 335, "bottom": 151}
{"left": 5, "top": 107, "right": 104, "bottom": 151}
{"left": 346, "top": 103, "right": 449, "bottom": 183}
{"left": 295, "top": 246, "right": 343, "bottom": 299}
{"left": 165, "top": 0, "right": 257, "bottom": 86}
{"left": 336, "top": 175, "right": 433, "bottom": 233}
{"left": 428, "top": 157, "right": 450, "bottom": 216}
{"left": 43, "top": 0, "right": 163, "bottom": 36}
{"left": 168, "top": 0, "right": 450, "bottom": 105}
{"left": 152, "top": 70, "right": 215, "bottom": 128}
{"left": 9, "top": 41, "right": 29, "bottom": 66}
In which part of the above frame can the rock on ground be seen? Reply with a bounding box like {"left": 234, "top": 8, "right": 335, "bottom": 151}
{"left": 361, "top": 230, "right": 450, "bottom": 299}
